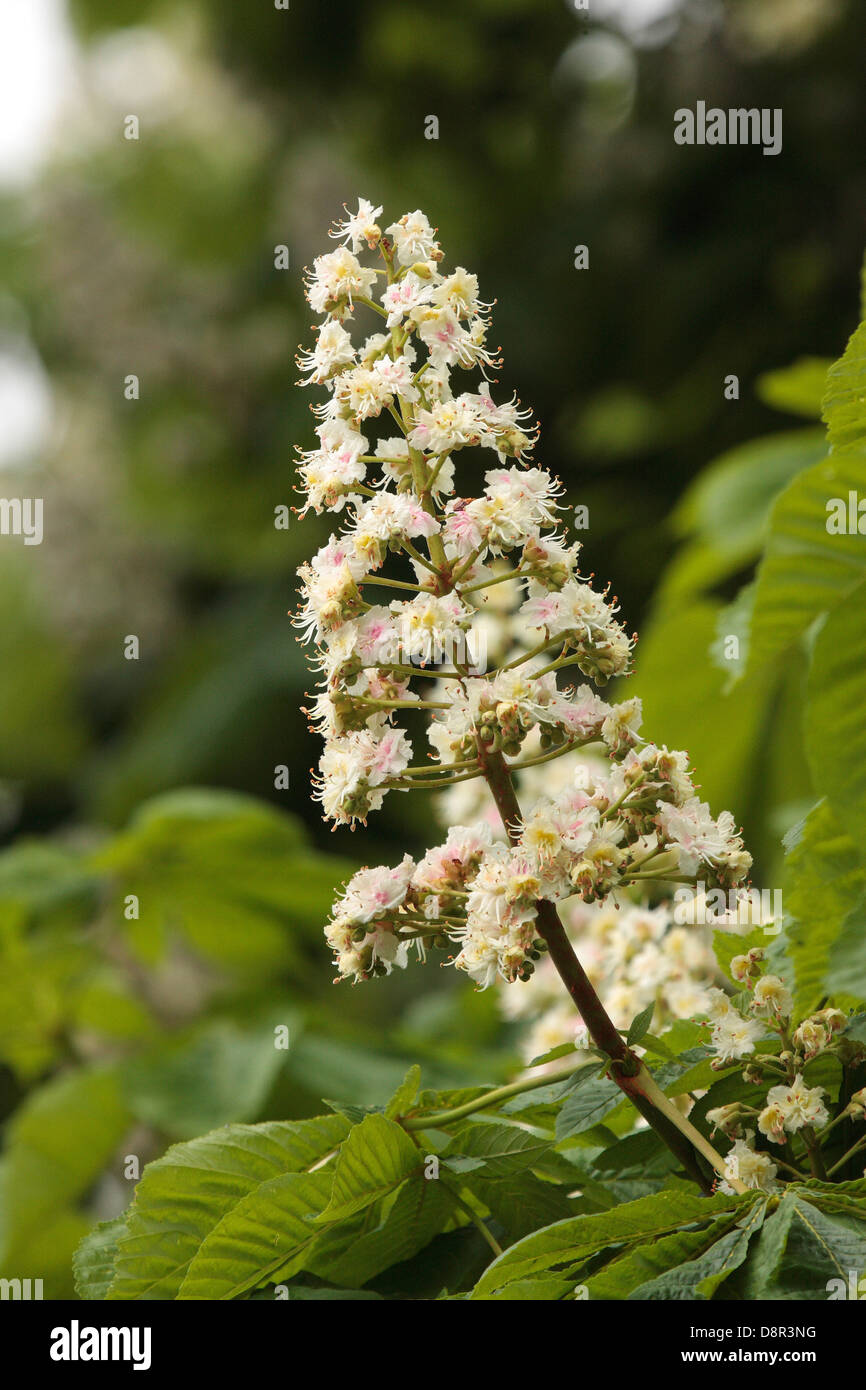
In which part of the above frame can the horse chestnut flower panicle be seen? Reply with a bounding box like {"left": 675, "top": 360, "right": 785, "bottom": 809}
{"left": 293, "top": 199, "right": 751, "bottom": 992}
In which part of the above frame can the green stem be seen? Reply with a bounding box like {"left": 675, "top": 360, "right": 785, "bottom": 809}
{"left": 403, "top": 1059, "right": 598, "bottom": 1131}
{"left": 441, "top": 1181, "right": 503, "bottom": 1258}
{"left": 826, "top": 1135, "right": 866, "bottom": 1178}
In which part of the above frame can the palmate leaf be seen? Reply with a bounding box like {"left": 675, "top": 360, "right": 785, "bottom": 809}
{"left": 756, "top": 358, "right": 835, "bottom": 419}
{"left": 627, "top": 1198, "right": 767, "bottom": 1300}
{"left": 740, "top": 1189, "right": 866, "bottom": 1300}
{"left": 0, "top": 1065, "right": 130, "bottom": 1259}
{"left": 121, "top": 1017, "right": 289, "bottom": 1139}
{"left": 743, "top": 454, "right": 866, "bottom": 678}
{"left": 469, "top": 1190, "right": 749, "bottom": 1299}
{"left": 555, "top": 1076, "right": 622, "bottom": 1140}
{"left": 658, "top": 428, "right": 827, "bottom": 607}
{"left": 461, "top": 1172, "right": 575, "bottom": 1243}
{"left": 180, "top": 1114, "right": 427, "bottom": 1298}
{"left": 106, "top": 1112, "right": 350, "bottom": 1300}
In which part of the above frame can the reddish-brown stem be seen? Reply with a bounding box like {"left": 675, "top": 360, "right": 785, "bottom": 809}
{"left": 476, "top": 740, "right": 714, "bottom": 1194}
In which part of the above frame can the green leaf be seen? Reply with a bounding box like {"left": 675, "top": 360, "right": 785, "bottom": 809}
{"left": 501, "top": 1064, "right": 600, "bottom": 1114}
{"left": 806, "top": 590, "right": 866, "bottom": 855}
{"left": 742, "top": 1191, "right": 866, "bottom": 1299}
{"left": 745, "top": 455, "right": 866, "bottom": 677}
{"left": 756, "top": 358, "right": 835, "bottom": 419}
{"left": 527, "top": 1042, "right": 577, "bottom": 1068}
{"left": 73, "top": 1219, "right": 128, "bottom": 1301}
{"left": 462, "top": 1172, "right": 575, "bottom": 1243}
{"left": 179, "top": 1169, "right": 343, "bottom": 1299}
{"left": 308, "top": 1174, "right": 455, "bottom": 1288}
{"left": 0, "top": 1066, "right": 130, "bottom": 1262}
{"left": 583, "top": 1211, "right": 735, "bottom": 1300}
{"left": 107, "top": 1113, "right": 350, "bottom": 1300}
{"left": 97, "top": 787, "right": 354, "bottom": 972}
{"left": 442, "top": 1122, "right": 550, "bottom": 1179}
{"left": 593, "top": 1129, "right": 669, "bottom": 1175}
{"left": 658, "top": 430, "right": 826, "bottom": 605}
{"left": 384, "top": 1065, "right": 422, "bottom": 1120}
{"left": 626, "top": 1002, "right": 654, "bottom": 1047}
{"left": 555, "top": 1077, "right": 622, "bottom": 1140}
{"left": 469, "top": 1190, "right": 744, "bottom": 1299}
{"left": 784, "top": 799, "right": 866, "bottom": 1013}
{"left": 743, "top": 319, "right": 866, "bottom": 682}
{"left": 823, "top": 319, "right": 866, "bottom": 452}
{"left": 317, "top": 1114, "right": 420, "bottom": 1224}
{"left": 629, "top": 601, "right": 774, "bottom": 821}
{"left": 628, "top": 1198, "right": 766, "bottom": 1299}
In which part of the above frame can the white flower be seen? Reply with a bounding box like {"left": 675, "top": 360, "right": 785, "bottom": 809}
{"left": 350, "top": 492, "right": 440, "bottom": 567}
{"left": 330, "top": 198, "right": 383, "bottom": 253}
{"left": 430, "top": 267, "right": 484, "bottom": 318}
{"left": 710, "top": 1009, "right": 765, "bottom": 1063}
{"left": 336, "top": 855, "right": 416, "bottom": 925}
{"left": 296, "top": 319, "right": 356, "bottom": 384}
{"left": 722, "top": 1136, "right": 777, "bottom": 1192}
{"left": 750, "top": 974, "right": 793, "bottom": 1018}
{"left": 305, "top": 247, "right": 378, "bottom": 314}
{"left": 386, "top": 209, "right": 439, "bottom": 266}
{"left": 313, "top": 727, "right": 412, "bottom": 824}
{"left": 656, "top": 797, "right": 751, "bottom": 885}
{"left": 381, "top": 272, "right": 435, "bottom": 327}
{"left": 390, "top": 591, "right": 470, "bottom": 666}
{"left": 416, "top": 308, "right": 495, "bottom": 372}
{"left": 409, "top": 396, "right": 486, "bottom": 453}
{"left": 764, "top": 1076, "right": 828, "bottom": 1134}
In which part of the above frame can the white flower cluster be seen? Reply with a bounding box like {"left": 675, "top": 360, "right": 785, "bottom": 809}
{"left": 295, "top": 200, "right": 640, "bottom": 829}
{"left": 321, "top": 723, "right": 748, "bottom": 987}
{"left": 701, "top": 964, "right": 855, "bottom": 1187}
{"left": 296, "top": 202, "right": 750, "bottom": 992}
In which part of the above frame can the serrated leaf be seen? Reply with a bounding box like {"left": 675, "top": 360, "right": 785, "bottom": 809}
{"left": 784, "top": 799, "right": 866, "bottom": 1013}
{"left": 469, "top": 1190, "right": 745, "bottom": 1299}
{"left": 178, "top": 1169, "right": 341, "bottom": 1299}
{"left": 746, "top": 460, "right": 866, "bottom": 675}
{"left": 742, "top": 1191, "right": 866, "bottom": 1299}
{"left": 462, "top": 1171, "right": 574, "bottom": 1243}
{"left": 122, "top": 1018, "right": 287, "bottom": 1139}
{"left": 626, "top": 1002, "right": 655, "bottom": 1047}
{"left": 384, "top": 1065, "right": 422, "bottom": 1120}
{"left": 317, "top": 1114, "right": 420, "bottom": 1225}
{"left": 527, "top": 1042, "right": 578, "bottom": 1068}
{"left": 629, "top": 1198, "right": 766, "bottom": 1300}
{"left": 106, "top": 1113, "right": 350, "bottom": 1300}
{"left": 756, "top": 358, "right": 834, "bottom": 419}
{"left": 806, "top": 588, "right": 866, "bottom": 857}
{"left": 555, "top": 1077, "right": 622, "bottom": 1140}
{"left": 310, "top": 1173, "right": 455, "bottom": 1287}
{"left": 442, "top": 1122, "right": 550, "bottom": 1179}
{"left": 73, "top": 1218, "right": 128, "bottom": 1301}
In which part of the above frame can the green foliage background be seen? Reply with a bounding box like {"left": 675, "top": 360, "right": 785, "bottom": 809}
{"left": 1, "top": 0, "right": 866, "bottom": 1298}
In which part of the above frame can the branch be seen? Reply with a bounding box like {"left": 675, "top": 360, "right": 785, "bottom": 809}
{"left": 475, "top": 744, "right": 740, "bottom": 1196}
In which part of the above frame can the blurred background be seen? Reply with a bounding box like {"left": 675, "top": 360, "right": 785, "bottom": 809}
{"left": 1, "top": 0, "right": 865, "bottom": 1294}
